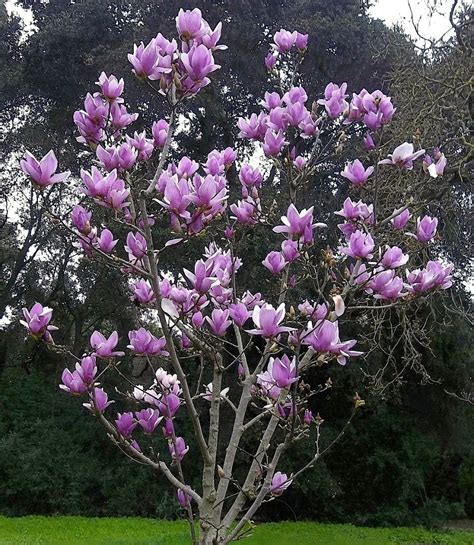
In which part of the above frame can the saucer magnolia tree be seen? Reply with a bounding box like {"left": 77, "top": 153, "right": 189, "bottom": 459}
{"left": 20, "top": 8, "right": 453, "bottom": 545}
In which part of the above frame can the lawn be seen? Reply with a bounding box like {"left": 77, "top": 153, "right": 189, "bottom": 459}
{"left": 0, "top": 517, "right": 472, "bottom": 545}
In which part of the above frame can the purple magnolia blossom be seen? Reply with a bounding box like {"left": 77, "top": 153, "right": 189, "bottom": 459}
{"left": 206, "top": 309, "right": 231, "bottom": 337}
{"left": 127, "top": 130, "right": 154, "bottom": 162}
{"left": 261, "top": 354, "right": 298, "bottom": 389}
{"left": 60, "top": 369, "right": 87, "bottom": 395}
{"left": 295, "top": 32, "right": 308, "bottom": 50}
{"left": 229, "top": 303, "right": 250, "bottom": 327}
{"left": 270, "top": 472, "right": 292, "bottom": 496}
{"left": 281, "top": 239, "right": 300, "bottom": 262}
{"left": 318, "top": 82, "right": 348, "bottom": 118}
{"left": 75, "top": 355, "right": 97, "bottom": 385}
{"left": 347, "top": 89, "right": 396, "bottom": 129}
{"left": 81, "top": 167, "right": 130, "bottom": 210}
{"left": 391, "top": 208, "right": 411, "bottom": 230}
{"left": 265, "top": 51, "right": 277, "bottom": 70}
{"left": 262, "top": 251, "right": 287, "bottom": 275}
{"left": 157, "top": 393, "right": 181, "bottom": 418}
{"left": 21, "top": 303, "right": 58, "bottom": 339}
{"left": 71, "top": 205, "right": 92, "bottom": 234}
{"left": 340, "top": 230, "right": 375, "bottom": 259}
{"left": 177, "top": 489, "right": 191, "bottom": 508}
{"left": 425, "top": 152, "right": 447, "bottom": 178}
{"left": 169, "top": 437, "right": 189, "bottom": 463}
{"left": 132, "top": 279, "right": 155, "bottom": 304}
{"left": 152, "top": 119, "right": 169, "bottom": 148}
{"left": 239, "top": 164, "right": 263, "bottom": 188}
{"left": 335, "top": 197, "right": 373, "bottom": 224}
{"left": 83, "top": 387, "right": 113, "bottom": 412}
{"left": 115, "top": 412, "right": 137, "bottom": 437}
{"left": 125, "top": 232, "right": 147, "bottom": 259}
{"left": 136, "top": 408, "right": 162, "bottom": 434}
{"left": 379, "top": 142, "right": 425, "bottom": 169}
{"left": 415, "top": 215, "right": 438, "bottom": 243}
{"left": 263, "top": 129, "right": 286, "bottom": 156}
{"left": 368, "top": 270, "right": 405, "bottom": 300}
{"left": 303, "top": 320, "right": 362, "bottom": 365}
{"left": 303, "top": 409, "right": 313, "bottom": 426}
{"left": 381, "top": 246, "right": 409, "bottom": 269}
{"left": 176, "top": 7, "right": 205, "bottom": 40}
{"left": 274, "top": 204, "right": 315, "bottom": 239}
{"left": 128, "top": 40, "right": 169, "bottom": 80}
{"left": 247, "top": 303, "right": 294, "bottom": 338}
{"left": 363, "top": 132, "right": 376, "bottom": 150}
{"left": 273, "top": 29, "right": 297, "bottom": 52}
{"left": 341, "top": 159, "right": 374, "bottom": 186}
{"left": 406, "top": 261, "right": 453, "bottom": 293}
{"left": 96, "top": 72, "right": 124, "bottom": 102}
{"left": 181, "top": 44, "right": 220, "bottom": 84}
{"left": 20, "top": 150, "right": 71, "bottom": 187}
{"left": 127, "top": 328, "right": 168, "bottom": 356}
{"left": 97, "top": 229, "right": 117, "bottom": 253}
{"left": 90, "top": 331, "right": 124, "bottom": 358}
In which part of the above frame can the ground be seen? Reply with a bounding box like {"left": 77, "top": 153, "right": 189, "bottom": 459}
{"left": 0, "top": 517, "right": 472, "bottom": 545}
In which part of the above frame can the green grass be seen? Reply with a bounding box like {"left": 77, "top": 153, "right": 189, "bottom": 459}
{"left": 0, "top": 517, "right": 472, "bottom": 545}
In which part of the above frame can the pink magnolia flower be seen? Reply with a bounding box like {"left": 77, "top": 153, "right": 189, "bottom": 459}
{"left": 270, "top": 472, "right": 292, "bottom": 496}
{"left": 340, "top": 230, "right": 375, "bottom": 259}
{"left": 132, "top": 279, "right": 155, "bottom": 304}
{"left": 341, "top": 159, "right": 374, "bottom": 186}
{"left": 115, "top": 412, "right": 137, "bottom": 437}
{"left": 169, "top": 437, "right": 189, "bottom": 463}
{"left": 90, "top": 330, "right": 124, "bottom": 358}
{"left": 391, "top": 208, "right": 411, "bottom": 230}
{"left": 75, "top": 355, "right": 97, "bottom": 385}
{"left": 135, "top": 408, "right": 162, "bottom": 434}
{"left": 125, "top": 232, "right": 147, "bottom": 259}
{"left": 176, "top": 8, "right": 205, "bottom": 40}
{"left": 152, "top": 119, "right": 169, "bottom": 148}
{"left": 177, "top": 489, "right": 192, "bottom": 508}
{"left": 281, "top": 239, "right": 299, "bottom": 262}
{"left": 96, "top": 72, "right": 124, "bottom": 102}
{"left": 21, "top": 303, "right": 58, "bottom": 339}
{"left": 206, "top": 309, "right": 231, "bottom": 337}
{"left": 97, "top": 229, "right": 117, "bottom": 253}
{"left": 239, "top": 164, "right": 263, "bottom": 188}
{"left": 71, "top": 205, "right": 92, "bottom": 234}
{"left": 317, "top": 82, "right": 348, "bottom": 118}
{"left": 265, "top": 51, "right": 277, "bottom": 70}
{"left": 181, "top": 44, "right": 220, "bottom": 82}
{"left": 273, "top": 29, "right": 297, "bottom": 52}
{"left": 379, "top": 142, "right": 425, "bottom": 169}
{"left": 295, "top": 32, "right": 308, "bottom": 50}
{"left": 83, "top": 387, "right": 113, "bottom": 412}
{"left": 20, "top": 150, "right": 70, "bottom": 187}
{"left": 381, "top": 246, "right": 409, "bottom": 269}
{"left": 247, "top": 303, "right": 294, "bottom": 338}
{"left": 262, "top": 251, "right": 287, "bottom": 275}
{"left": 229, "top": 303, "right": 250, "bottom": 327}
{"left": 425, "top": 152, "right": 447, "bottom": 178}
{"left": 273, "top": 204, "right": 314, "bottom": 238}
{"left": 60, "top": 369, "right": 87, "bottom": 395}
{"left": 127, "top": 328, "right": 168, "bottom": 356}
{"left": 368, "top": 270, "right": 405, "bottom": 300}
{"left": 415, "top": 215, "right": 438, "bottom": 243}
{"left": 263, "top": 129, "right": 286, "bottom": 157}
{"left": 260, "top": 354, "right": 298, "bottom": 389}
{"left": 304, "top": 409, "right": 313, "bottom": 426}
{"left": 303, "top": 320, "right": 362, "bottom": 365}
{"left": 406, "top": 261, "right": 453, "bottom": 293}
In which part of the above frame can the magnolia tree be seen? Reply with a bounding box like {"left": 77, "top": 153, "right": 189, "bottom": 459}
{"left": 19, "top": 8, "right": 453, "bottom": 545}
